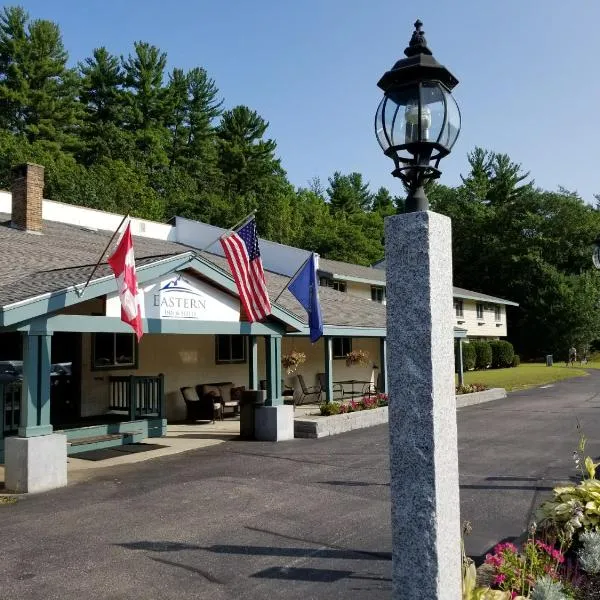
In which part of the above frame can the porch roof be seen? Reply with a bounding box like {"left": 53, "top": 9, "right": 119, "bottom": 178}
{"left": 199, "top": 252, "right": 386, "bottom": 331}
{"left": 0, "top": 216, "right": 385, "bottom": 334}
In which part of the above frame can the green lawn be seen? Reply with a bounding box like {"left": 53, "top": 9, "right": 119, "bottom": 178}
{"left": 458, "top": 363, "right": 589, "bottom": 392}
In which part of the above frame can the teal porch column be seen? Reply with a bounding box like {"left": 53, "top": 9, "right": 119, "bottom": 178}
{"left": 379, "top": 337, "right": 387, "bottom": 394}
{"left": 456, "top": 339, "right": 464, "bottom": 387}
{"left": 248, "top": 335, "right": 258, "bottom": 390}
{"left": 264, "top": 335, "right": 282, "bottom": 406}
{"left": 324, "top": 336, "right": 334, "bottom": 403}
{"left": 19, "top": 331, "right": 53, "bottom": 437}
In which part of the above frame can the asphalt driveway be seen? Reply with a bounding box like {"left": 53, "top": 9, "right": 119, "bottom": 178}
{"left": 0, "top": 369, "right": 599, "bottom": 599}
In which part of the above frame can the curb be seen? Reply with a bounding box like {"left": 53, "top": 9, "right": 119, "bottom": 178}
{"left": 294, "top": 388, "right": 508, "bottom": 438}
{"left": 294, "top": 406, "right": 389, "bottom": 439}
{"left": 455, "top": 388, "right": 507, "bottom": 408}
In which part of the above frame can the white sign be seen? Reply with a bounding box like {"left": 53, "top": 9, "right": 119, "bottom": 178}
{"left": 106, "top": 274, "right": 240, "bottom": 322}
{"left": 153, "top": 276, "right": 207, "bottom": 319}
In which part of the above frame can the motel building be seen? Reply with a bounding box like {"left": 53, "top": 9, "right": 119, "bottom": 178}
{"left": 0, "top": 164, "right": 517, "bottom": 493}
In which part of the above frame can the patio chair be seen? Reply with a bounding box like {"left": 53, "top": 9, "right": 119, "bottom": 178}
{"left": 362, "top": 372, "right": 384, "bottom": 397}
{"left": 196, "top": 383, "right": 242, "bottom": 417}
{"left": 294, "top": 374, "right": 322, "bottom": 406}
{"left": 180, "top": 386, "right": 222, "bottom": 423}
{"left": 316, "top": 373, "right": 344, "bottom": 401}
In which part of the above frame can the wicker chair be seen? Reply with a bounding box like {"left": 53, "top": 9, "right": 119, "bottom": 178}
{"left": 180, "top": 386, "right": 222, "bottom": 423}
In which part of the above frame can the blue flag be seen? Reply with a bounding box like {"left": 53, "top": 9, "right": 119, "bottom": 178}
{"left": 288, "top": 253, "right": 323, "bottom": 343}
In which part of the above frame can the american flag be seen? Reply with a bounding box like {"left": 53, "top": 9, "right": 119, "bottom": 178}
{"left": 220, "top": 217, "right": 272, "bottom": 322}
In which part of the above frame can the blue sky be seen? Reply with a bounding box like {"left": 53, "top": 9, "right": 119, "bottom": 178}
{"left": 16, "top": 0, "right": 600, "bottom": 203}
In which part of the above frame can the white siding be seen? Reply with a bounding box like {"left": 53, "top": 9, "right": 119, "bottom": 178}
{"left": 79, "top": 334, "right": 384, "bottom": 422}
{"left": 455, "top": 300, "right": 506, "bottom": 338}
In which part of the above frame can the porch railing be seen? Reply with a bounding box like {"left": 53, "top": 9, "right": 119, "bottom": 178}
{"left": 109, "top": 374, "right": 166, "bottom": 420}
{"left": 0, "top": 381, "right": 21, "bottom": 441}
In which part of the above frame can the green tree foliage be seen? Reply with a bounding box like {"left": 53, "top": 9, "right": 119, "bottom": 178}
{"left": 78, "top": 47, "right": 130, "bottom": 163}
{"left": 2, "top": 6, "right": 600, "bottom": 360}
{"left": 433, "top": 147, "right": 600, "bottom": 359}
{"left": 0, "top": 6, "right": 80, "bottom": 149}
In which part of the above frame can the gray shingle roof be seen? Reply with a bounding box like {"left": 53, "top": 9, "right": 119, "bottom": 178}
{"left": 319, "top": 258, "right": 386, "bottom": 283}
{"left": 200, "top": 252, "right": 385, "bottom": 329}
{"left": 0, "top": 215, "right": 185, "bottom": 307}
{"left": 0, "top": 215, "right": 385, "bottom": 329}
{"left": 323, "top": 258, "right": 518, "bottom": 306}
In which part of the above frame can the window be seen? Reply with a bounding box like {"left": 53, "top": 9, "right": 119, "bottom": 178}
{"left": 454, "top": 299, "right": 464, "bottom": 317}
{"left": 333, "top": 337, "right": 352, "bottom": 359}
{"left": 215, "top": 335, "right": 246, "bottom": 364}
{"left": 494, "top": 305, "right": 502, "bottom": 321}
{"left": 476, "top": 303, "right": 484, "bottom": 320}
{"left": 92, "top": 333, "right": 137, "bottom": 369}
{"left": 319, "top": 277, "right": 346, "bottom": 293}
{"left": 371, "top": 286, "right": 385, "bottom": 303}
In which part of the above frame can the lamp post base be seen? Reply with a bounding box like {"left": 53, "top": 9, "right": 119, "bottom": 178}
{"left": 405, "top": 184, "right": 429, "bottom": 212}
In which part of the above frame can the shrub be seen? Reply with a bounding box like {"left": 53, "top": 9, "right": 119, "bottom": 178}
{"left": 456, "top": 383, "right": 489, "bottom": 395}
{"left": 472, "top": 341, "right": 492, "bottom": 369}
{"left": 490, "top": 340, "right": 515, "bottom": 369}
{"left": 536, "top": 478, "right": 600, "bottom": 543}
{"left": 512, "top": 354, "right": 521, "bottom": 367}
{"left": 462, "top": 343, "right": 476, "bottom": 370}
{"left": 484, "top": 540, "right": 565, "bottom": 597}
{"left": 319, "top": 394, "right": 388, "bottom": 416}
{"left": 319, "top": 402, "right": 341, "bottom": 416}
{"left": 530, "top": 576, "right": 569, "bottom": 600}
{"left": 579, "top": 531, "right": 600, "bottom": 575}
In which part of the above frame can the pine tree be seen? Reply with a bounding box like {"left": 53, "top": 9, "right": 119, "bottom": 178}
{"left": 122, "top": 41, "right": 169, "bottom": 171}
{"left": 78, "top": 47, "right": 130, "bottom": 163}
{"left": 0, "top": 6, "right": 81, "bottom": 149}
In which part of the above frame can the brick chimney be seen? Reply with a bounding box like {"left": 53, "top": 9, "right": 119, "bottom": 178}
{"left": 11, "top": 163, "right": 44, "bottom": 234}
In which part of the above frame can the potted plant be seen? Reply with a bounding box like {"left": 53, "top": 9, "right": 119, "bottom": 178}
{"left": 282, "top": 350, "right": 306, "bottom": 375}
{"left": 345, "top": 349, "right": 369, "bottom": 367}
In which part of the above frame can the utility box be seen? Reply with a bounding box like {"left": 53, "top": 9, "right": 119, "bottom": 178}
{"left": 240, "top": 390, "right": 266, "bottom": 439}
{"left": 546, "top": 355, "right": 553, "bottom": 367}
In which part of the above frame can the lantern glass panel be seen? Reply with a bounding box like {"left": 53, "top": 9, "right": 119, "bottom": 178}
{"left": 440, "top": 88, "right": 461, "bottom": 150}
{"left": 419, "top": 82, "right": 445, "bottom": 144}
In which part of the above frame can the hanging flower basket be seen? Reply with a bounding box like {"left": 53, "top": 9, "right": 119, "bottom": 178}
{"left": 345, "top": 349, "right": 369, "bottom": 367}
{"left": 282, "top": 350, "right": 306, "bottom": 375}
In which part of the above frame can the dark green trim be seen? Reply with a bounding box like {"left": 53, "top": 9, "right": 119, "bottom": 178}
{"left": 332, "top": 337, "right": 352, "bottom": 360}
{"left": 215, "top": 334, "right": 247, "bottom": 365}
{"left": 0, "top": 253, "right": 194, "bottom": 327}
{"left": 15, "top": 315, "right": 285, "bottom": 335}
{"left": 288, "top": 327, "right": 386, "bottom": 338}
{"left": 181, "top": 256, "right": 307, "bottom": 332}
{"left": 248, "top": 336, "right": 258, "bottom": 390}
{"left": 264, "top": 335, "right": 282, "bottom": 406}
{"left": 19, "top": 332, "right": 53, "bottom": 437}
{"left": 91, "top": 332, "right": 139, "bottom": 371}
{"left": 379, "top": 338, "right": 387, "bottom": 394}
{"left": 324, "top": 336, "right": 333, "bottom": 403}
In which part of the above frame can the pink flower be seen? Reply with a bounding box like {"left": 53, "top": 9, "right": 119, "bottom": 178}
{"left": 493, "top": 574, "right": 506, "bottom": 585}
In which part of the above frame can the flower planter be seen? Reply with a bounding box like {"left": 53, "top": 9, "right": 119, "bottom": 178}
{"left": 294, "top": 406, "right": 388, "bottom": 439}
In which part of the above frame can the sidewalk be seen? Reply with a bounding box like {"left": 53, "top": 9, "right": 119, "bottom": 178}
{"left": 0, "top": 419, "right": 241, "bottom": 487}
{"left": 0, "top": 408, "right": 324, "bottom": 488}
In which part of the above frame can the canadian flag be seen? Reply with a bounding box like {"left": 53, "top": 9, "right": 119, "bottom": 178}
{"left": 108, "top": 222, "right": 143, "bottom": 340}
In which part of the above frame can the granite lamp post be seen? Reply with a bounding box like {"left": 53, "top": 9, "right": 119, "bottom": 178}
{"left": 375, "top": 21, "right": 462, "bottom": 599}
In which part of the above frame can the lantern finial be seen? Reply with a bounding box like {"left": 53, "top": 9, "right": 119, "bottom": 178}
{"left": 405, "top": 19, "right": 432, "bottom": 57}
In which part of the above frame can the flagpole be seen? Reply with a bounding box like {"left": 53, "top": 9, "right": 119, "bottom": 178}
{"left": 75, "top": 214, "right": 129, "bottom": 298}
{"left": 196, "top": 209, "right": 258, "bottom": 255}
{"left": 272, "top": 253, "right": 312, "bottom": 305}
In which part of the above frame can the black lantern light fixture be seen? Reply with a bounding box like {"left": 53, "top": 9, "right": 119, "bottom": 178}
{"left": 375, "top": 20, "right": 461, "bottom": 212}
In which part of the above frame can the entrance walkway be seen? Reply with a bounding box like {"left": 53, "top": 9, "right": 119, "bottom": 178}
{"left": 0, "top": 420, "right": 242, "bottom": 486}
